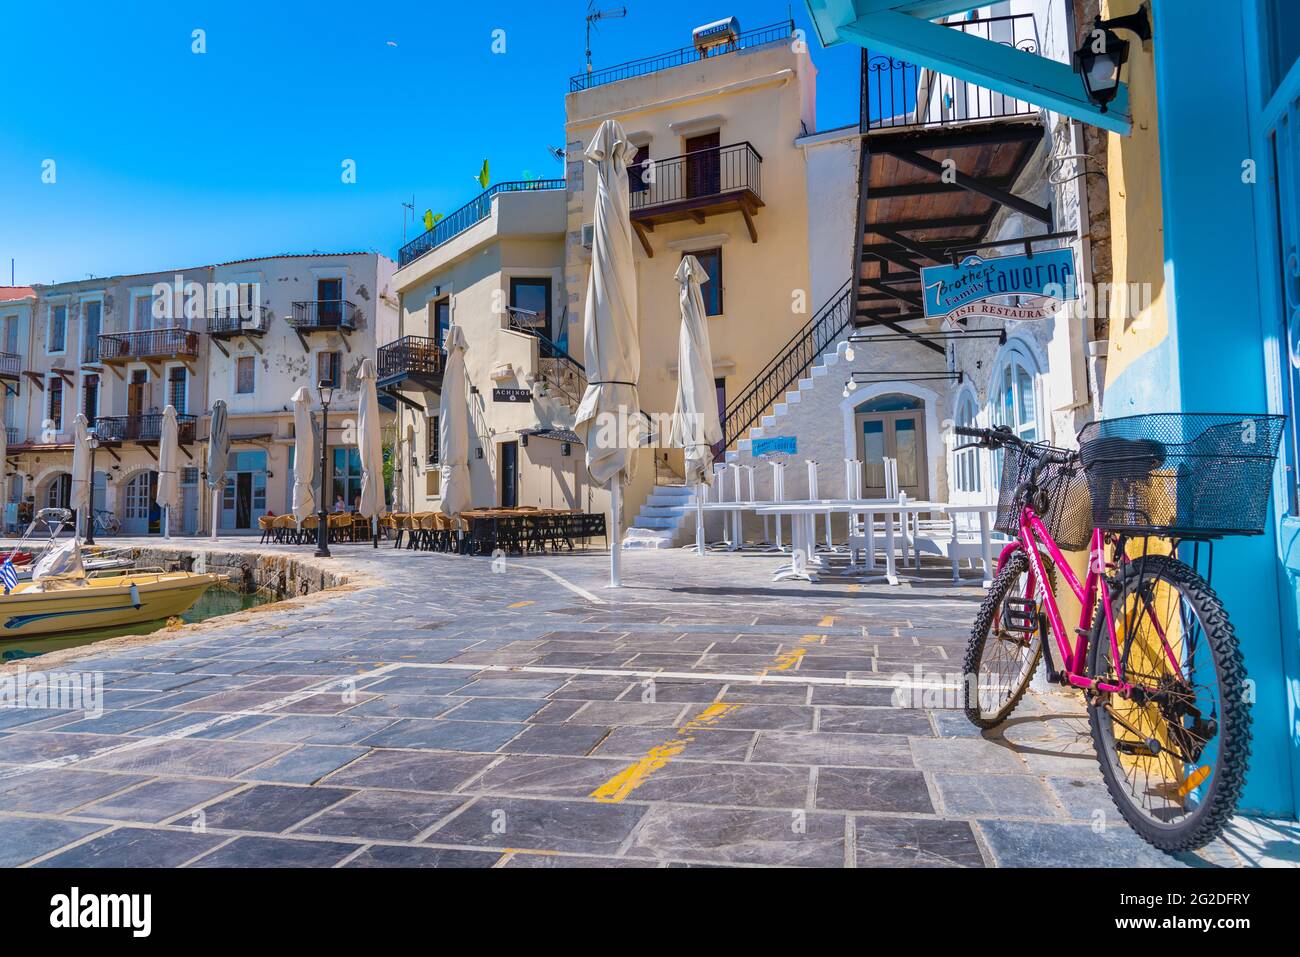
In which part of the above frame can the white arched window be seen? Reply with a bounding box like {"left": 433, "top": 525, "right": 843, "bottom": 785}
{"left": 953, "top": 390, "right": 982, "bottom": 495}
{"left": 992, "top": 344, "right": 1040, "bottom": 442}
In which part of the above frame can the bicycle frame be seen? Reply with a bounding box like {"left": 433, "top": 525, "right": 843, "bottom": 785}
{"left": 998, "top": 506, "right": 1175, "bottom": 698}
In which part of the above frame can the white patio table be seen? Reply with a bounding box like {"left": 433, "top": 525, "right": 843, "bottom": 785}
{"left": 940, "top": 502, "right": 1001, "bottom": 587}
{"left": 754, "top": 500, "right": 943, "bottom": 584}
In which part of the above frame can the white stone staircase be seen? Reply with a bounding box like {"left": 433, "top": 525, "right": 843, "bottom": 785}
{"left": 724, "top": 336, "right": 854, "bottom": 467}
{"left": 622, "top": 484, "right": 697, "bottom": 549}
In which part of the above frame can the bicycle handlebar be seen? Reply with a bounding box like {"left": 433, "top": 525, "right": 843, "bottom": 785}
{"left": 952, "top": 426, "right": 1076, "bottom": 465}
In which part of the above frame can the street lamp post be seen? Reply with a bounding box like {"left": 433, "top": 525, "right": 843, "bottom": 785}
{"left": 315, "top": 380, "right": 335, "bottom": 559}
{"left": 85, "top": 428, "right": 99, "bottom": 546}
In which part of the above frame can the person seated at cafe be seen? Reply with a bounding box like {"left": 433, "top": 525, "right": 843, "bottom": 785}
{"left": 334, "top": 496, "right": 347, "bottom": 513}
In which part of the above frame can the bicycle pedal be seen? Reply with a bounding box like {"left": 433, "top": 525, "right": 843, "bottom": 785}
{"left": 1001, "top": 597, "right": 1039, "bottom": 634}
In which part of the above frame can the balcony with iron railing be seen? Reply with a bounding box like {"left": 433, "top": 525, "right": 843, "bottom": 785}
{"left": 5, "top": 427, "right": 20, "bottom": 447}
{"left": 376, "top": 335, "right": 445, "bottom": 390}
{"left": 208, "top": 304, "right": 273, "bottom": 338}
{"left": 0, "top": 352, "right": 20, "bottom": 380}
{"left": 289, "top": 300, "right": 360, "bottom": 333}
{"left": 569, "top": 20, "right": 795, "bottom": 92}
{"left": 861, "top": 14, "right": 1042, "bottom": 132}
{"left": 98, "top": 328, "right": 201, "bottom": 364}
{"left": 397, "top": 180, "right": 566, "bottom": 268}
{"left": 94, "top": 412, "right": 198, "bottom": 444}
{"left": 629, "top": 142, "right": 764, "bottom": 244}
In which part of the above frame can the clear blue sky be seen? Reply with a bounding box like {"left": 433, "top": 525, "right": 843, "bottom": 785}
{"left": 1, "top": 1, "right": 859, "bottom": 286}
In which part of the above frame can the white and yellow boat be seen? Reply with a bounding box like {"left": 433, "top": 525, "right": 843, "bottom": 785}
{"left": 1, "top": 510, "right": 220, "bottom": 638}
{"left": 0, "top": 569, "right": 221, "bottom": 638}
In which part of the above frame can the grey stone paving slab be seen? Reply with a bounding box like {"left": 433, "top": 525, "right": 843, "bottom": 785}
{"left": 359, "top": 718, "right": 525, "bottom": 752}
{"left": 292, "top": 790, "right": 467, "bottom": 841}
{"left": 138, "top": 713, "right": 280, "bottom": 740}
{"left": 34, "top": 826, "right": 225, "bottom": 868}
{"left": 236, "top": 715, "right": 396, "bottom": 746}
{"left": 933, "top": 771, "right": 1063, "bottom": 818}
{"left": 1046, "top": 775, "right": 1115, "bottom": 820}
{"left": 343, "top": 695, "right": 461, "bottom": 719}
{"left": 239, "top": 746, "right": 369, "bottom": 785}
{"left": 0, "top": 769, "right": 147, "bottom": 813}
{"left": 720, "top": 684, "right": 810, "bottom": 704}
{"left": 0, "top": 816, "right": 107, "bottom": 866}
{"left": 320, "top": 749, "right": 495, "bottom": 793}
{"left": 628, "top": 806, "right": 846, "bottom": 867}
{"left": 188, "top": 836, "right": 358, "bottom": 868}
{"left": 451, "top": 676, "right": 567, "bottom": 698}
{"left": 504, "top": 724, "right": 612, "bottom": 756}
{"left": 751, "top": 730, "right": 914, "bottom": 768}
{"left": 691, "top": 703, "right": 814, "bottom": 732}
{"left": 1, "top": 731, "right": 136, "bottom": 765}
{"left": 815, "top": 767, "right": 935, "bottom": 813}
{"left": 547, "top": 677, "right": 636, "bottom": 700}
{"left": 0, "top": 708, "right": 78, "bottom": 731}
{"left": 909, "top": 736, "right": 1027, "bottom": 772}
{"left": 472, "top": 755, "right": 629, "bottom": 798}
{"left": 346, "top": 844, "right": 500, "bottom": 867}
{"left": 502, "top": 852, "right": 654, "bottom": 868}
{"left": 593, "top": 726, "right": 755, "bottom": 762}
{"left": 854, "top": 816, "right": 985, "bottom": 868}
{"left": 632, "top": 761, "right": 810, "bottom": 808}
{"left": 78, "top": 739, "right": 293, "bottom": 777}
{"left": 197, "top": 783, "right": 354, "bottom": 833}
{"left": 443, "top": 697, "right": 545, "bottom": 722}
{"left": 978, "top": 820, "right": 1185, "bottom": 867}
{"left": 816, "top": 707, "right": 934, "bottom": 736}
{"left": 79, "top": 778, "right": 245, "bottom": 824}
{"left": 429, "top": 796, "right": 646, "bottom": 855}
{"left": 573, "top": 701, "right": 686, "bottom": 728}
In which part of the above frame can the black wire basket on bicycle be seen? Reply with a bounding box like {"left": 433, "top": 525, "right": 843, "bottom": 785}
{"left": 1077, "top": 412, "right": 1286, "bottom": 539}
{"left": 992, "top": 441, "right": 1093, "bottom": 550}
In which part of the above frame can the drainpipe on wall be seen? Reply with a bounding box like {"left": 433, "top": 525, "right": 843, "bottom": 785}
{"left": 1087, "top": 339, "right": 1108, "bottom": 416}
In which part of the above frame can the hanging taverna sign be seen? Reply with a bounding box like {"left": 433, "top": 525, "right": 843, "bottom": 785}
{"left": 921, "top": 248, "right": 1078, "bottom": 325}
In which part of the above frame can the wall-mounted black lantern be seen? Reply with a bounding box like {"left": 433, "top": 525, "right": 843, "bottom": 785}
{"left": 520, "top": 433, "right": 529, "bottom": 447}
{"left": 1072, "top": 3, "right": 1151, "bottom": 113}
{"left": 561, "top": 442, "right": 572, "bottom": 457}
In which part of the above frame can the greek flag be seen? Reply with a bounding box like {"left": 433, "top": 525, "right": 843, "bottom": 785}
{"left": 1, "top": 559, "right": 16, "bottom": 595}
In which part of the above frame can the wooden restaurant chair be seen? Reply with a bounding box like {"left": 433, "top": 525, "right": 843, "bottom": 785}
{"left": 258, "top": 515, "right": 276, "bottom": 544}
{"left": 299, "top": 514, "right": 319, "bottom": 545}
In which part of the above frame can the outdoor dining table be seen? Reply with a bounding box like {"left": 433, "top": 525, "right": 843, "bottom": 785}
{"left": 939, "top": 502, "right": 1000, "bottom": 587}
{"left": 753, "top": 499, "right": 943, "bottom": 585}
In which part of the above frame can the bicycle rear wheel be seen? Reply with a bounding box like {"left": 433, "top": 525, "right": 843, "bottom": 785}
{"left": 1086, "top": 554, "right": 1250, "bottom": 852}
{"left": 963, "top": 549, "right": 1050, "bottom": 729}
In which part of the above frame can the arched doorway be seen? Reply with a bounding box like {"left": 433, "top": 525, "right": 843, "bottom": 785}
{"left": 854, "top": 393, "right": 928, "bottom": 499}
{"left": 43, "top": 473, "right": 72, "bottom": 510}
{"left": 122, "top": 470, "right": 161, "bottom": 535}
{"left": 990, "top": 342, "right": 1042, "bottom": 480}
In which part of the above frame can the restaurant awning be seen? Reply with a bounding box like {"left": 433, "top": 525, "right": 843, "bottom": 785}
{"left": 803, "top": 0, "right": 1132, "bottom": 134}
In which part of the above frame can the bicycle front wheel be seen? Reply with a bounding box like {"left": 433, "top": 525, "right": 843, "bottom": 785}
{"left": 1086, "top": 554, "right": 1251, "bottom": 852}
{"left": 963, "top": 548, "right": 1050, "bottom": 729}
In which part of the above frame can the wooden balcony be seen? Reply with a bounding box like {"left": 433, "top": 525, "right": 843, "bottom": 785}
{"left": 377, "top": 335, "right": 444, "bottom": 397}
{"left": 94, "top": 413, "right": 198, "bottom": 446}
{"left": 98, "top": 328, "right": 200, "bottom": 366}
{"left": 0, "top": 352, "right": 20, "bottom": 382}
{"left": 629, "top": 142, "right": 764, "bottom": 255}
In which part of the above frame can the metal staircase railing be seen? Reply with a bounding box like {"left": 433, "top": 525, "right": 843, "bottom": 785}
{"left": 720, "top": 279, "right": 854, "bottom": 452}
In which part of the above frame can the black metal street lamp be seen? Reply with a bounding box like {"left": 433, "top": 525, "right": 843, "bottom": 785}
{"left": 315, "top": 380, "right": 335, "bottom": 558}
{"left": 1072, "top": 4, "right": 1151, "bottom": 113}
{"left": 85, "top": 427, "right": 99, "bottom": 546}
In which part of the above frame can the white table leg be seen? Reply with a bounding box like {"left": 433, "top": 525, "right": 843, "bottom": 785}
{"left": 979, "top": 511, "right": 994, "bottom": 588}
{"left": 866, "top": 511, "right": 877, "bottom": 570}
{"left": 885, "top": 512, "right": 899, "bottom": 585}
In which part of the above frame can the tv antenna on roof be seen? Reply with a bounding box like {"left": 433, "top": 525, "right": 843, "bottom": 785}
{"left": 585, "top": 2, "right": 627, "bottom": 74}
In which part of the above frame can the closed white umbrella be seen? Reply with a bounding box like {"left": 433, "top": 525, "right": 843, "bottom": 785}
{"left": 70, "top": 413, "right": 93, "bottom": 539}
{"left": 669, "top": 255, "right": 723, "bottom": 556}
{"left": 206, "top": 400, "right": 229, "bottom": 541}
{"left": 156, "top": 404, "right": 181, "bottom": 540}
{"left": 356, "top": 358, "right": 385, "bottom": 547}
{"left": 0, "top": 390, "right": 7, "bottom": 511}
{"left": 291, "top": 387, "right": 316, "bottom": 525}
{"left": 573, "top": 118, "right": 641, "bottom": 588}
{"left": 438, "top": 324, "right": 472, "bottom": 518}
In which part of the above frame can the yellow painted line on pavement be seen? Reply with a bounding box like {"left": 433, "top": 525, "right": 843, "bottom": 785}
{"left": 590, "top": 702, "right": 740, "bottom": 804}
{"left": 769, "top": 647, "right": 807, "bottom": 671}
{"left": 507, "top": 601, "right": 535, "bottom": 609}
{"left": 818, "top": 615, "right": 836, "bottom": 628}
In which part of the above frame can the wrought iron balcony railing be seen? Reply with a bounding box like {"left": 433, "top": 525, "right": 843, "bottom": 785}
{"left": 95, "top": 413, "right": 198, "bottom": 444}
{"left": 570, "top": 20, "right": 795, "bottom": 92}
{"left": 398, "top": 180, "right": 566, "bottom": 268}
{"left": 862, "top": 14, "right": 1041, "bottom": 132}
{"left": 98, "top": 328, "right": 200, "bottom": 363}
{"left": 208, "top": 304, "right": 273, "bottom": 337}
{"left": 290, "top": 300, "right": 360, "bottom": 332}
{"left": 630, "top": 142, "right": 762, "bottom": 214}
{"left": 377, "top": 335, "right": 444, "bottom": 384}
{"left": 0, "top": 352, "right": 20, "bottom": 379}
{"left": 5, "top": 428, "right": 20, "bottom": 447}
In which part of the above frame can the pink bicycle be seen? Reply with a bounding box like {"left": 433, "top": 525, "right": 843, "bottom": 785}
{"left": 955, "top": 413, "right": 1284, "bottom": 852}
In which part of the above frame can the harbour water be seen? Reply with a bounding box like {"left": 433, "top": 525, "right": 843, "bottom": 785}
{"left": 0, "top": 586, "right": 275, "bottom": 661}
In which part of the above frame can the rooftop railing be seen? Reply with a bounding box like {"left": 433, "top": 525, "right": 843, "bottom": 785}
{"left": 862, "top": 14, "right": 1041, "bottom": 132}
{"left": 570, "top": 20, "right": 795, "bottom": 92}
{"left": 398, "top": 180, "right": 566, "bottom": 268}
